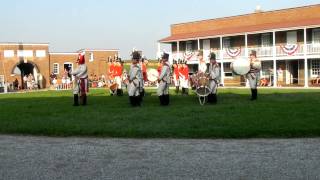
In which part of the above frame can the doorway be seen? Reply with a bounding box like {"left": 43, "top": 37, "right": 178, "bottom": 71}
{"left": 286, "top": 60, "right": 299, "bottom": 84}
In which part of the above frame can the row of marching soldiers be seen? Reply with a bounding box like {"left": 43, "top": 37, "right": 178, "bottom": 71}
{"left": 128, "top": 51, "right": 171, "bottom": 106}
{"left": 172, "top": 60, "right": 189, "bottom": 95}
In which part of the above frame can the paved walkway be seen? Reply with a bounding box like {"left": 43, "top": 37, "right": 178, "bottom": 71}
{"left": 0, "top": 135, "right": 319, "bottom": 180}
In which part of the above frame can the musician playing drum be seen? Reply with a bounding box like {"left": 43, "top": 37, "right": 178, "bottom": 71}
{"left": 246, "top": 50, "right": 261, "bottom": 100}
{"left": 208, "top": 52, "right": 220, "bottom": 104}
{"left": 157, "top": 52, "right": 170, "bottom": 106}
{"left": 128, "top": 51, "right": 142, "bottom": 106}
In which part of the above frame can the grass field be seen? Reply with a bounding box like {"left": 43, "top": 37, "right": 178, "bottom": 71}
{"left": 0, "top": 88, "right": 320, "bottom": 138}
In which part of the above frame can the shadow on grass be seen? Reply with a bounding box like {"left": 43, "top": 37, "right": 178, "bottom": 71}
{"left": 0, "top": 89, "right": 320, "bottom": 138}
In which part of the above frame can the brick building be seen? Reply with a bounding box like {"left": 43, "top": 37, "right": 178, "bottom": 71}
{"left": 0, "top": 42, "right": 118, "bottom": 89}
{"left": 158, "top": 4, "right": 320, "bottom": 87}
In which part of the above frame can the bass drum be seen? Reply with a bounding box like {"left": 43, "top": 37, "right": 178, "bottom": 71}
{"left": 195, "top": 73, "right": 210, "bottom": 97}
{"left": 231, "top": 58, "right": 250, "bottom": 75}
{"left": 147, "top": 68, "right": 159, "bottom": 82}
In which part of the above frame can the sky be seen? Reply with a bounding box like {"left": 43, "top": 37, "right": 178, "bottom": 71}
{"left": 0, "top": 0, "right": 319, "bottom": 59}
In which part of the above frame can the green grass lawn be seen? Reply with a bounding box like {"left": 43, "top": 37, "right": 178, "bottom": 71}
{"left": 0, "top": 88, "right": 320, "bottom": 138}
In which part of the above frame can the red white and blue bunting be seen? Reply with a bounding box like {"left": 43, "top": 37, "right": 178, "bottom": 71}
{"left": 280, "top": 44, "right": 299, "bottom": 55}
{"left": 226, "top": 48, "right": 241, "bottom": 58}
{"left": 183, "top": 51, "right": 196, "bottom": 61}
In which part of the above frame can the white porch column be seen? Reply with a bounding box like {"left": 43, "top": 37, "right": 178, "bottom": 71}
{"left": 197, "top": 38, "right": 200, "bottom": 50}
{"left": 157, "top": 42, "right": 161, "bottom": 58}
{"left": 245, "top": 33, "right": 248, "bottom": 57}
{"left": 304, "top": 27, "right": 308, "bottom": 87}
{"left": 220, "top": 36, "right": 224, "bottom": 86}
{"left": 177, "top": 41, "right": 180, "bottom": 60}
{"left": 273, "top": 31, "right": 277, "bottom": 87}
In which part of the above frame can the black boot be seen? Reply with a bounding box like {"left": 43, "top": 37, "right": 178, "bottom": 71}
{"left": 182, "top": 88, "right": 185, "bottom": 95}
{"left": 82, "top": 94, "right": 87, "bottom": 105}
{"left": 175, "top": 86, "right": 179, "bottom": 94}
{"left": 212, "top": 94, "right": 217, "bottom": 104}
{"left": 207, "top": 94, "right": 213, "bottom": 103}
{"left": 164, "top": 95, "right": 170, "bottom": 106}
{"left": 253, "top": 89, "right": 258, "bottom": 100}
{"left": 73, "top": 94, "right": 79, "bottom": 106}
{"left": 159, "top": 95, "right": 164, "bottom": 105}
{"left": 129, "top": 96, "right": 135, "bottom": 106}
{"left": 135, "top": 96, "right": 141, "bottom": 106}
{"left": 251, "top": 89, "right": 257, "bottom": 100}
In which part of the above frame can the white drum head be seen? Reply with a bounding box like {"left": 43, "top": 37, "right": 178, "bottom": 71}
{"left": 147, "top": 68, "right": 159, "bottom": 82}
{"left": 231, "top": 58, "right": 250, "bottom": 75}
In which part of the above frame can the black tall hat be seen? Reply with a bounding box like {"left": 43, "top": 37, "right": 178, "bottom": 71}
{"left": 209, "top": 52, "right": 216, "bottom": 60}
{"left": 131, "top": 51, "right": 141, "bottom": 60}
{"left": 162, "top": 52, "right": 169, "bottom": 60}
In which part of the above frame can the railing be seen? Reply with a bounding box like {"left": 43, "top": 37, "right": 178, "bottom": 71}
{"left": 170, "top": 44, "right": 320, "bottom": 61}
{"left": 306, "top": 44, "right": 320, "bottom": 55}
{"left": 248, "top": 47, "right": 273, "bottom": 57}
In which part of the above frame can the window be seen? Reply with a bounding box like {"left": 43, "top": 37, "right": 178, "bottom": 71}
{"left": 223, "top": 38, "right": 231, "bottom": 48}
{"left": 36, "top": 50, "right": 46, "bottom": 57}
{"left": 312, "top": 29, "right": 320, "bottom": 44}
{"left": 223, "top": 62, "right": 233, "bottom": 78}
{"left": 286, "top": 31, "right": 297, "bottom": 44}
{"left": 261, "top": 33, "right": 271, "bottom": 47}
{"left": 17, "top": 50, "right": 33, "bottom": 57}
{"left": 4, "top": 50, "right": 14, "bottom": 57}
{"left": 311, "top": 60, "right": 320, "bottom": 77}
{"left": 261, "top": 61, "right": 273, "bottom": 78}
{"left": 89, "top": 52, "right": 94, "bottom": 62}
{"left": 186, "top": 41, "right": 193, "bottom": 52}
{"left": 53, "top": 63, "right": 59, "bottom": 74}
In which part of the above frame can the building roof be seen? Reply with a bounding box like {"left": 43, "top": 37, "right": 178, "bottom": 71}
{"left": 0, "top": 42, "right": 49, "bottom": 46}
{"left": 160, "top": 4, "right": 320, "bottom": 43}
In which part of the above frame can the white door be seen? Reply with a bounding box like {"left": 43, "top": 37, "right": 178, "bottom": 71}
{"left": 287, "top": 31, "right": 297, "bottom": 44}
{"left": 203, "top": 39, "right": 210, "bottom": 61}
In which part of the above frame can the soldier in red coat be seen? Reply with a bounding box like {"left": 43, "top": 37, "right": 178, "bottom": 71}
{"left": 180, "top": 61, "right": 189, "bottom": 95}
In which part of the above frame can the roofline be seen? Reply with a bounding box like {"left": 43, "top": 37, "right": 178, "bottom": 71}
{"left": 49, "top": 52, "right": 78, "bottom": 55}
{"left": 159, "top": 24, "right": 320, "bottom": 43}
{"left": 0, "top": 42, "right": 49, "bottom": 46}
{"left": 78, "top": 49, "right": 119, "bottom": 52}
{"left": 170, "top": 3, "right": 320, "bottom": 27}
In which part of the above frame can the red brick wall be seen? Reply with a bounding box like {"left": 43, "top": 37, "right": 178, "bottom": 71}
{"left": 0, "top": 44, "right": 50, "bottom": 88}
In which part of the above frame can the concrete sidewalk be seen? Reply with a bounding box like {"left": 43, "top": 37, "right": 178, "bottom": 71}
{"left": 0, "top": 135, "right": 319, "bottom": 180}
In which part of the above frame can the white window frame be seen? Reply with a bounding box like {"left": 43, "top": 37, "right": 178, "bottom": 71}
{"left": 312, "top": 28, "right": 320, "bottom": 45}
{"left": 310, "top": 59, "right": 320, "bottom": 78}
{"left": 17, "top": 50, "right": 33, "bottom": 57}
{"left": 63, "top": 62, "right": 73, "bottom": 72}
{"left": 89, "top": 52, "right": 94, "bottom": 62}
{"left": 53, "top": 63, "right": 59, "bottom": 75}
{"left": 4, "top": 50, "right": 14, "bottom": 58}
{"left": 36, "top": 50, "right": 46, "bottom": 57}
